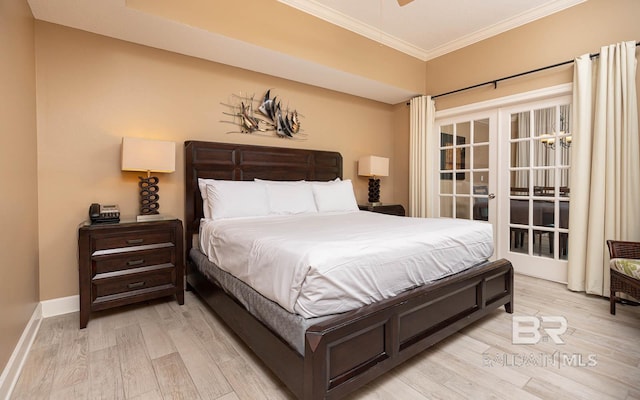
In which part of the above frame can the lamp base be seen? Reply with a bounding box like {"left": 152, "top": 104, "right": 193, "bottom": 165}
{"left": 367, "top": 178, "right": 381, "bottom": 204}
{"left": 139, "top": 175, "right": 160, "bottom": 215}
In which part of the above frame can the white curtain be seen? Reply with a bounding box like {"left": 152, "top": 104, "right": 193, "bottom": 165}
{"left": 567, "top": 41, "right": 640, "bottom": 296}
{"left": 409, "top": 95, "right": 436, "bottom": 217}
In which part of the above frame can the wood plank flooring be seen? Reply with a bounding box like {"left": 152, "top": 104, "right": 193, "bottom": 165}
{"left": 10, "top": 274, "right": 640, "bottom": 399}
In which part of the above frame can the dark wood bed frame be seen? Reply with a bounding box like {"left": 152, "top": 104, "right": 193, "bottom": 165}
{"left": 184, "top": 140, "right": 514, "bottom": 400}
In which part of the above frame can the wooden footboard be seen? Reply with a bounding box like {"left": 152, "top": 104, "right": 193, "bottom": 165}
{"left": 187, "top": 257, "right": 513, "bottom": 400}
{"left": 302, "top": 258, "right": 513, "bottom": 399}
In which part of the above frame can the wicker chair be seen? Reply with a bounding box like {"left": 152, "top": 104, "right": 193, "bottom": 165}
{"left": 606, "top": 240, "right": 640, "bottom": 314}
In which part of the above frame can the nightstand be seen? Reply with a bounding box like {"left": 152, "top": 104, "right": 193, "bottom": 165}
{"left": 358, "top": 204, "right": 406, "bottom": 216}
{"left": 78, "top": 218, "right": 184, "bottom": 328}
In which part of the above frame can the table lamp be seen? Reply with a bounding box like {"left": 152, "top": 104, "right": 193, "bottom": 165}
{"left": 121, "top": 137, "right": 176, "bottom": 221}
{"left": 358, "top": 155, "right": 389, "bottom": 206}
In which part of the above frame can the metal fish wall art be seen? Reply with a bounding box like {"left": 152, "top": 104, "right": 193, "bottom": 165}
{"left": 221, "top": 90, "right": 306, "bottom": 140}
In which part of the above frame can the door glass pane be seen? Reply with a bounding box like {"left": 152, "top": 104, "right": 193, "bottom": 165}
{"left": 559, "top": 146, "right": 571, "bottom": 166}
{"left": 559, "top": 104, "right": 572, "bottom": 166}
{"left": 458, "top": 179, "right": 470, "bottom": 195}
{"left": 511, "top": 112, "right": 530, "bottom": 140}
{"left": 560, "top": 104, "right": 571, "bottom": 136}
{"left": 510, "top": 199, "right": 529, "bottom": 225}
{"left": 511, "top": 228, "right": 529, "bottom": 253}
{"left": 533, "top": 200, "right": 554, "bottom": 227}
{"left": 473, "top": 197, "right": 488, "bottom": 221}
{"left": 474, "top": 145, "right": 489, "bottom": 169}
{"left": 534, "top": 107, "right": 556, "bottom": 138}
{"left": 511, "top": 141, "right": 530, "bottom": 168}
{"left": 533, "top": 229, "right": 554, "bottom": 258}
{"left": 440, "top": 197, "right": 453, "bottom": 217}
{"left": 456, "top": 197, "right": 470, "bottom": 219}
{"left": 559, "top": 168, "right": 570, "bottom": 197}
{"left": 535, "top": 138, "right": 555, "bottom": 166}
{"left": 533, "top": 169, "right": 555, "bottom": 190}
{"left": 474, "top": 119, "right": 489, "bottom": 143}
{"left": 510, "top": 172, "right": 529, "bottom": 195}
{"left": 473, "top": 181, "right": 488, "bottom": 221}
{"left": 440, "top": 174, "right": 453, "bottom": 194}
{"left": 560, "top": 232, "right": 568, "bottom": 260}
{"left": 473, "top": 172, "right": 488, "bottom": 188}
{"left": 441, "top": 124, "right": 453, "bottom": 135}
{"left": 559, "top": 201, "right": 569, "bottom": 229}
{"left": 457, "top": 122, "right": 471, "bottom": 143}
{"left": 441, "top": 149, "right": 452, "bottom": 171}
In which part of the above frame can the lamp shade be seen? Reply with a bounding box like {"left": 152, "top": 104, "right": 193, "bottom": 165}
{"left": 121, "top": 137, "right": 176, "bottom": 173}
{"left": 358, "top": 155, "right": 389, "bottom": 177}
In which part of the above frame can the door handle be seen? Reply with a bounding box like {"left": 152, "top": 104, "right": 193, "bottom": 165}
{"left": 488, "top": 193, "right": 496, "bottom": 199}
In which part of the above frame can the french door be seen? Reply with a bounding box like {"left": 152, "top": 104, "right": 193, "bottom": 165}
{"left": 498, "top": 97, "right": 571, "bottom": 283}
{"left": 435, "top": 92, "right": 571, "bottom": 282}
{"left": 436, "top": 111, "right": 498, "bottom": 258}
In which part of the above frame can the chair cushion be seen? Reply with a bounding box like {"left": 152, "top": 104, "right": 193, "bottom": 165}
{"left": 610, "top": 258, "right": 640, "bottom": 280}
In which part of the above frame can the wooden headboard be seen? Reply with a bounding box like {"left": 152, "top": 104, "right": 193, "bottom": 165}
{"left": 184, "top": 140, "right": 343, "bottom": 252}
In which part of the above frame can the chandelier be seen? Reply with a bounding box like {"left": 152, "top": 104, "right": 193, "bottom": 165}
{"left": 541, "top": 114, "right": 571, "bottom": 149}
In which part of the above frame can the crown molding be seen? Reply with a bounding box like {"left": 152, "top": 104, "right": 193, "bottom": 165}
{"left": 278, "top": 0, "right": 586, "bottom": 61}
{"left": 424, "top": 0, "right": 587, "bottom": 60}
{"left": 277, "top": 0, "right": 428, "bottom": 60}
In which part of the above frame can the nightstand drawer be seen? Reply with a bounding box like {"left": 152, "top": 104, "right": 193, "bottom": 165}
{"left": 92, "top": 264, "right": 176, "bottom": 300}
{"left": 93, "top": 230, "right": 173, "bottom": 251}
{"left": 93, "top": 247, "right": 174, "bottom": 275}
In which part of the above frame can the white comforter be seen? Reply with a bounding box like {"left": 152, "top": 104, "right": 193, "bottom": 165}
{"left": 200, "top": 211, "right": 493, "bottom": 318}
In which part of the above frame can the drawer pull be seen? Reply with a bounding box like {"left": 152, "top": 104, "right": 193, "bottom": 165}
{"left": 127, "top": 238, "right": 144, "bottom": 245}
{"left": 127, "top": 259, "right": 145, "bottom": 267}
{"left": 128, "top": 281, "right": 145, "bottom": 289}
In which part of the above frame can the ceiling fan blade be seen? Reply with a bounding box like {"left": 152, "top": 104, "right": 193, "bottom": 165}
{"left": 397, "top": 0, "right": 414, "bottom": 6}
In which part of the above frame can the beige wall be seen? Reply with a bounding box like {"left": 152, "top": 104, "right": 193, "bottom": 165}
{"left": 35, "top": 22, "right": 403, "bottom": 300}
{"left": 391, "top": 102, "right": 410, "bottom": 209}
{"left": 0, "top": 0, "right": 39, "bottom": 371}
{"left": 127, "top": 0, "right": 426, "bottom": 95}
{"left": 427, "top": 0, "right": 640, "bottom": 110}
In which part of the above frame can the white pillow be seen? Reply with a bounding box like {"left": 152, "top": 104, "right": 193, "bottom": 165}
{"left": 262, "top": 181, "right": 318, "bottom": 214}
{"left": 198, "top": 178, "right": 216, "bottom": 219}
{"left": 311, "top": 179, "right": 359, "bottom": 213}
{"left": 206, "top": 180, "right": 270, "bottom": 220}
{"left": 310, "top": 177, "right": 342, "bottom": 184}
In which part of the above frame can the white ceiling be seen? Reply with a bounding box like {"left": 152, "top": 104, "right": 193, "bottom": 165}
{"left": 279, "top": 0, "right": 586, "bottom": 60}
{"left": 27, "top": 0, "right": 585, "bottom": 104}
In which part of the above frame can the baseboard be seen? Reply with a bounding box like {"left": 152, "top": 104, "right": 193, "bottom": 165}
{"left": 0, "top": 295, "right": 78, "bottom": 400}
{"left": 41, "top": 295, "right": 79, "bottom": 318}
{"left": 0, "top": 303, "right": 42, "bottom": 400}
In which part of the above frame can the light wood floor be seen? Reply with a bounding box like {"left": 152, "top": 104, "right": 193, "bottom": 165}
{"left": 10, "top": 274, "right": 640, "bottom": 400}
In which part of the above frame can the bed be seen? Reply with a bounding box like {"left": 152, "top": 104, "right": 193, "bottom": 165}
{"left": 184, "top": 140, "right": 514, "bottom": 400}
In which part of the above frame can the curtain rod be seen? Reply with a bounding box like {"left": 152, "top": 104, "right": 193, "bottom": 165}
{"left": 431, "top": 41, "right": 640, "bottom": 99}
